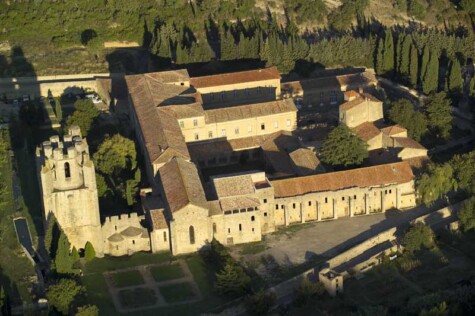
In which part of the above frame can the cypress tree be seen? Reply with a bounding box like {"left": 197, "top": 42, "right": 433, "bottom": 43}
{"left": 409, "top": 44, "right": 419, "bottom": 87}
{"left": 448, "top": 58, "right": 463, "bottom": 94}
{"left": 400, "top": 35, "right": 412, "bottom": 80}
{"left": 420, "top": 46, "right": 430, "bottom": 85}
{"left": 382, "top": 30, "right": 394, "bottom": 74}
{"left": 221, "top": 31, "right": 237, "bottom": 60}
{"left": 376, "top": 36, "right": 384, "bottom": 75}
{"left": 422, "top": 53, "right": 439, "bottom": 95}
{"left": 55, "top": 230, "right": 73, "bottom": 274}
{"left": 84, "top": 241, "right": 96, "bottom": 261}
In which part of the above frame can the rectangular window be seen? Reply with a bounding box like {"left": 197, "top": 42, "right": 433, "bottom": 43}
{"left": 163, "top": 232, "right": 167, "bottom": 242}
{"left": 228, "top": 228, "right": 230, "bottom": 233}
{"left": 342, "top": 197, "right": 345, "bottom": 201}
{"left": 389, "top": 190, "right": 392, "bottom": 194}
{"left": 274, "top": 121, "right": 278, "bottom": 129}
{"left": 293, "top": 203, "right": 296, "bottom": 209}
{"left": 353, "top": 195, "right": 357, "bottom": 199}
{"left": 330, "top": 90, "right": 337, "bottom": 104}
{"left": 193, "top": 119, "right": 198, "bottom": 127}
{"left": 261, "top": 123, "right": 265, "bottom": 130}
{"left": 235, "top": 128, "right": 239, "bottom": 135}
{"left": 308, "top": 201, "right": 312, "bottom": 206}
{"left": 179, "top": 121, "right": 184, "bottom": 128}
{"left": 221, "top": 129, "right": 226, "bottom": 137}
{"left": 208, "top": 131, "right": 213, "bottom": 138}
{"left": 281, "top": 205, "right": 284, "bottom": 209}
{"left": 263, "top": 199, "right": 267, "bottom": 203}
{"left": 194, "top": 133, "right": 199, "bottom": 140}
{"left": 264, "top": 212, "right": 268, "bottom": 217}
{"left": 286, "top": 119, "right": 291, "bottom": 127}
{"left": 325, "top": 197, "right": 328, "bottom": 203}
{"left": 275, "top": 205, "right": 279, "bottom": 210}
{"left": 239, "top": 224, "right": 242, "bottom": 231}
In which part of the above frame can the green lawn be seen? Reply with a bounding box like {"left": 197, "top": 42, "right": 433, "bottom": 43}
{"left": 237, "top": 241, "right": 269, "bottom": 255}
{"left": 150, "top": 264, "right": 185, "bottom": 282}
{"left": 159, "top": 283, "right": 195, "bottom": 303}
{"left": 118, "top": 287, "right": 157, "bottom": 308}
{"left": 112, "top": 269, "right": 145, "bottom": 288}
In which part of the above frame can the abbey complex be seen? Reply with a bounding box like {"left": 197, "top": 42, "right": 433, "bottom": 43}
{"left": 36, "top": 67, "right": 429, "bottom": 257}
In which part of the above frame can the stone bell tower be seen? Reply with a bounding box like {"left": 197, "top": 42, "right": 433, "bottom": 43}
{"left": 36, "top": 126, "right": 104, "bottom": 257}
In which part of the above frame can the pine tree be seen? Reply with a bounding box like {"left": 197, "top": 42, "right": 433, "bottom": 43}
{"left": 214, "top": 263, "right": 251, "bottom": 296}
{"left": 383, "top": 29, "right": 395, "bottom": 74}
{"left": 422, "top": 53, "right": 439, "bottom": 95}
{"left": 448, "top": 58, "right": 463, "bottom": 94}
{"left": 220, "top": 30, "right": 237, "bottom": 60}
{"left": 320, "top": 125, "right": 369, "bottom": 167}
{"left": 84, "top": 241, "right": 96, "bottom": 261}
{"left": 409, "top": 44, "right": 419, "bottom": 87}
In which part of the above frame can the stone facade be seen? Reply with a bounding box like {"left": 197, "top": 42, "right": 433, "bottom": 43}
{"left": 36, "top": 126, "right": 104, "bottom": 256}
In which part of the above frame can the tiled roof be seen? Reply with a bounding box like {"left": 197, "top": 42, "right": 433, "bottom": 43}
{"left": 219, "top": 196, "right": 260, "bottom": 211}
{"left": 125, "top": 75, "right": 191, "bottom": 164}
{"left": 381, "top": 125, "right": 407, "bottom": 136}
{"left": 188, "top": 135, "right": 267, "bottom": 159}
{"left": 352, "top": 122, "right": 382, "bottom": 141}
{"left": 146, "top": 69, "right": 190, "bottom": 84}
{"left": 261, "top": 131, "right": 301, "bottom": 175}
{"left": 208, "top": 200, "right": 223, "bottom": 216}
{"left": 289, "top": 148, "right": 323, "bottom": 176}
{"left": 161, "top": 103, "right": 204, "bottom": 119}
{"left": 149, "top": 209, "right": 168, "bottom": 230}
{"left": 393, "top": 137, "right": 427, "bottom": 150}
{"left": 340, "top": 92, "right": 381, "bottom": 111}
{"left": 190, "top": 67, "right": 280, "bottom": 88}
{"left": 159, "top": 157, "right": 208, "bottom": 213}
{"left": 213, "top": 175, "right": 255, "bottom": 198}
{"left": 271, "top": 162, "right": 414, "bottom": 198}
{"left": 204, "top": 99, "right": 297, "bottom": 124}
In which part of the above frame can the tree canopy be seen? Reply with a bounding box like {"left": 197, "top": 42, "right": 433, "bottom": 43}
{"left": 458, "top": 197, "right": 475, "bottom": 233}
{"left": 389, "top": 99, "right": 427, "bottom": 142}
{"left": 402, "top": 223, "right": 435, "bottom": 253}
{"left": 214, "top": 263, "right": 251, "bottom": 296}
{"left": 416, "top": 163, "right": 457, "bottom": 206}
{"left": 320, "top": 125, "right": 368, "bottom": 168}
{"left": 65, "top": 99, "right": 100, "bottom": 137}
{"left": 46, "top": 278, "right": 84, "bottom": 315}
{"left": 424, "top": 92, "right": 453, "bottom": 140}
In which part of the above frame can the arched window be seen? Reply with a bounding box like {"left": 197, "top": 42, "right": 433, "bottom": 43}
{"left": 64, "top": 162, "right": 71, "bottom": 178}
{"left": 189, "top": 226, "right": 195, "bottom": 245}
{"left": 251, "top": 216, "right": 255, "bottom": 222}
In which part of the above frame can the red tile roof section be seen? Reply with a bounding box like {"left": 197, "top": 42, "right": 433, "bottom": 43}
{"left": 190, "top": 67, "right": 280, "bottom": 88}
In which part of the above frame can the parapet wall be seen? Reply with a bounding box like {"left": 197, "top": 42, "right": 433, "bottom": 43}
{"left": 0, "top": 73, "right": 123, "bottom": 98}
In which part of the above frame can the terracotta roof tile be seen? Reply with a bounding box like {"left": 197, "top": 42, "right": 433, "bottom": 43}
{"left": 149, "top": 209, "right": 168, "bottom": 230}
{"left": 289, "top": 148, "right": 323, "bottom": 176}
{"left": 213, "top": 175, "right": 255, "bottom": 198}
{"left": 392, "top": 137, "right": 427, "bottom": 150}
{"left": 190, "top": 67, "right": 280, "bottom": 88}
{"left": 219, "top": 197, "right": 260, "bottom": 211}
{"left": 271, "top": 162, "right": 414, "bottom": 198}
{"left": 340, "top": 93, "right": 381, "bottom": 111}
{"left": 204, "top": 99, "right": 297, "bottom": 124}
{"left": 352, "top": 122, "right": 382, "bottom": 141}
{"left": 159, "top": 157, "right": 208, "bottom": 213}
{"left": 381, "top": 125, "right": 407, "bottom": 136}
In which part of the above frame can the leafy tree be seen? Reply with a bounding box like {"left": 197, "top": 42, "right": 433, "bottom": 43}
{"left": 450, "top": 152, "right": 475, "bottom": 194}
{"left": 65, "top": 99, "right": 99, "bottom": 137}
{"left": 448, "top": 58, "right": 462, "bottom": 95}
{"left": 402, "top": 223, "right": 435, "bottom": 254}
{"left": 294, "top": 277, "right": 325, "bottom": 306}
{"left": 458, "top": 197, "right": 475, "bottom": 232}
{"left": 416, "top": 163, "right": 457, "bottom": 206}
{"left": 245, "top": 290, "right": 276, "bottom": 316}
{"left": 0, "top": 285, "right": 11, "bottom": 316}
{"left": 409, "top": 44, "right": 419, "bottom": 87}
{"left": 46, "top": 278, "right": 83, "bottom": 315}
{"left": 44, "top": 214, "right": 58, "bottom": 258}
{"left": 84, "top": 241, "right": 96, "bottom": 261}
{"left": 408, "top": 0, "right": 427, "bottom": 20}
{"left": 214, "top": 263, "right": 251, "bottom": 296}
{"left": 76, "top": 304, "right": 99, "bottom": 316}
{"left": 388, "top": 99, "right": 427, "bottom": 141}
{"left": 425, "top": 92, "right": 452, "bottom": 140}
{"left": 320, "top": 125, "right": 368, "bottom": 167}
{"left": 94, "top": 134, "right": 136, "bottom": 176}
{"left": 422, "top": 53, "right": 439, "bottom": 95}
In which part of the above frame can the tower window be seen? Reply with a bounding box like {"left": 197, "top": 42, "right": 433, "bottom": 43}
{"left": 239, "top": 224, "right": 242, "bottom": 231}
{"left": 64, "top": 162, "right": 71, "bottom": 178}
{"left": 189, "top": 226, "right": 195, "bottom": 245}
{"left": 163, "top": 231, "right": 167, "bottom": 242}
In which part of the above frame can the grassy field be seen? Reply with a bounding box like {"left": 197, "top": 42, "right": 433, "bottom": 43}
{"left": 150, "top": 264, "right": 185, "bottom": 282}
{"left": 159, "top": 283, "right": 195, "bottom": 303}
{"left": 112, "top": 270, "right": 145, "bottom": 288}
{"left": 82, "top": 253, "right": 231, "bottom": 316}
{"left": 118, "top": 287, "right": 157, "bottom": 308}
